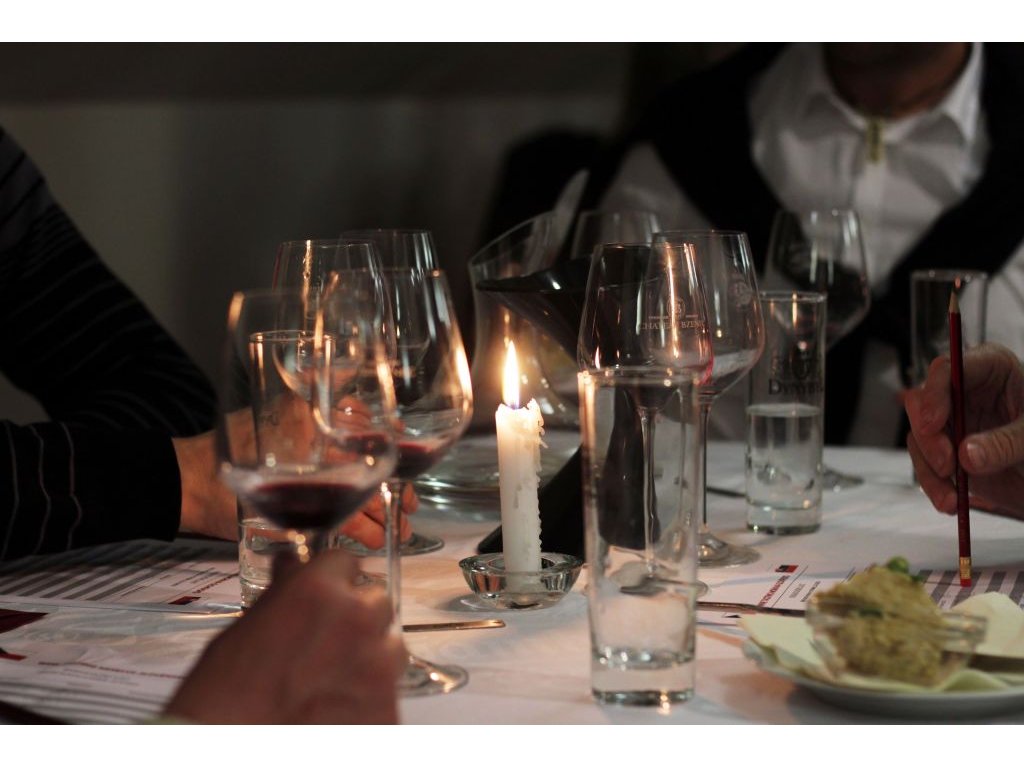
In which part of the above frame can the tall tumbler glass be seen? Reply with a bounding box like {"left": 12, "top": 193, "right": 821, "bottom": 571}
{"left": 746, "top": 292, "right": 827, "bottom": 534}
{"left": 581, "top": 369, "right": 703, "bottom": 706}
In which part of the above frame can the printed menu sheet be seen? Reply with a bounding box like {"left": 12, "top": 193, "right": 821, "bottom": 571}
{"left": 0, "top": 604, "right": 231, "bottom": 723}
{"left": 705, "top": 562, "right": 1024, "bottom": 614}
{"left": 0, "top": 539, "right": 241, "bottom": 613}
{"left": 0, "top": 539, "right": 242, "bottom": 723}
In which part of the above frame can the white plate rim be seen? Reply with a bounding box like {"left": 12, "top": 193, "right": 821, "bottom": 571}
{"left": 742, "top": 639, "right": 1024, "bottom": 720}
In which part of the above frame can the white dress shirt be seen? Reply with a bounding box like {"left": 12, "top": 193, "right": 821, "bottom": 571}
{"left": 586, "top": 42, "right": 1024, "bottom": 445}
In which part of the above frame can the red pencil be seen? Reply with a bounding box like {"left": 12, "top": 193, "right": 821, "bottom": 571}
{"left": 949, "top": 291, "right": 972, "bottom": 587}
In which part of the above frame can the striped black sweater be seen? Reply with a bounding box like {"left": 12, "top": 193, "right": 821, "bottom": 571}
{"left": 0, "top": 127, "right": 216, "bottom": 561}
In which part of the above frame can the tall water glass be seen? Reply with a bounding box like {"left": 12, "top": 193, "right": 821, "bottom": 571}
{"left": 581, "top": 369, "right": 702, "bottom": 706}
{"left": 746, "top": 292, "right": 826, "bottom": 534}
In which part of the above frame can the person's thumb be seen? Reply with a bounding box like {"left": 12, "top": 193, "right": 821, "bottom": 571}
{"left": 961, "top": 418, "right": 1024, "bottom": 475}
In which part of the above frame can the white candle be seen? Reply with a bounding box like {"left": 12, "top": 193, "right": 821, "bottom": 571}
{"left": 495, "top": 341, "right": 544, "bottom": 582}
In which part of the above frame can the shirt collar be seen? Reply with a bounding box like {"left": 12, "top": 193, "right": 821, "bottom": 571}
{"left": 791, "top": 43, "right": 983, "bottom": 145}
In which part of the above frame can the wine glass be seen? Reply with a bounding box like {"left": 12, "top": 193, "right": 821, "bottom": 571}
{"left": 762, "top": 209, "right": 870, "bottom": 489}
{"left": 339, "top": 227, "right": 439, "bottom": 272}
{"left": 273, "top": 237, "right": 439, "bottom": 555}
{"left": 655, "top": 231, "right": 765, "bottom": 567}
{"left": 578, "top": 243, "right": 712, "bottom": 587}
{"left": 273, "top": 238, "right": 381, "bottom": 301}
{"left": 217, "top": 290, "right": 398, "bottom": 580}
{"left": 326, "top": 267, "right": 473, "bottom": 696}
{"left": 569, "top": 209, "right": 662, "bottom": 260}
{"left": 338, "top": 228, "right": 447, "bottom": 555}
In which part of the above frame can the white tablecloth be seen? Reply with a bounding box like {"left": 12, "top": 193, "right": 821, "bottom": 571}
{"left": 2, "top": 442, "right": 1022, "bottom": 725}
{"left": 394, "top": 442, "right": 1024, "bottom": 724}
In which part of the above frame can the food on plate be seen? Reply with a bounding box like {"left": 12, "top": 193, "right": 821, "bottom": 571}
{"left": 808, "top": 557, "right": 984, "bottom": 685}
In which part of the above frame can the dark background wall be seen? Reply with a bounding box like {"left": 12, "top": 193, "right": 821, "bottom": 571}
{"left": 0, "top": 42, "right": 736, "bottom": 423}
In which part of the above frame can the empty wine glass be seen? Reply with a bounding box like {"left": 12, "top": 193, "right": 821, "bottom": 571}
{"left": 762, "top": 209, "right": 870, "bottom": 489}
{"left": 273, "top": 236, "right": 443, "bottom": 555}
{"left": 339, "top": 228, "right": 439, "bottom": 272}
{"left": 655, "top": 231, "right": 765, "bottom": 567}
{"left": 326, "top": 268, "right": 473, "bottom": 696}
{"left": 569, "top": 209, "right": 662, "bottom": 260}
{"left": 338, "top": 228, "right": 446, "bottom": 554}
{"left": 217, "top": 290, "right": 398, "bottom": 578}
{"left": 578, "top": 243, "right": 712, "bottom": 590}
{"left": 273, "top": 238, "right": 380, "bottom": 301}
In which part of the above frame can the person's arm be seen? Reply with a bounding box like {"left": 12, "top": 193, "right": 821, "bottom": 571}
{"left": 904, "top": 342, "right": 1024, "bottom": 519}
{"left": 0, "top": 127, "right": 216, "bottom": 560}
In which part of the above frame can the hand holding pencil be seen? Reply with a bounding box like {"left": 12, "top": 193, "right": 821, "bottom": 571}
{"left": 905, "top": 341, "right": 1024, "bottom": 525}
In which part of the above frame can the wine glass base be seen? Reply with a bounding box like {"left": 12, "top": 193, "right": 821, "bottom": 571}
{"left": 400, "top": 654, "right": 468, "bottom": 697}
{"left": 823, "top": 465, "right": 864, "bottom": 491}
{"left": 338, "top": 531, "right": 444, "bottom": 557}
{"left": 397, "top": 532, "right": 445, "bottom": 555}
{"left": 699, "top": 531, "right": 760, "bottom": 567}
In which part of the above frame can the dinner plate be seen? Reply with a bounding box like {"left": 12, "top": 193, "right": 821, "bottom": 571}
{"left": 742, "top": 640, "right": 1024, "bottom": 720}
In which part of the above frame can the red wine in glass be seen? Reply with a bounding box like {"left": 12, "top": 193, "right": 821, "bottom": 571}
{"left": 395, "top": 439, "right": 452, "bottom": 480}
{"left": 245, "top": 478, "right": 379, "bottom": 531}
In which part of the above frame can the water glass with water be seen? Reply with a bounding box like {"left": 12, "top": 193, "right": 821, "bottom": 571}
{"left": 746, "top": 291, "right": 826, "bottom": 534}
{"left": 579, "top": 369, "right": 702, "bottom": 706}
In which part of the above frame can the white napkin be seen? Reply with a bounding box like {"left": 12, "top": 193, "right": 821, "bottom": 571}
{"left": 953, "top": 593, "right": 1024, "bottom": 660}
{"left": 741, "top": 606, "right": 1023, "bottom": 692}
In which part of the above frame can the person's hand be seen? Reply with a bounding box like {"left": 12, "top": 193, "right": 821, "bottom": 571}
{"left": 905, "top": 342, "right": 1024, "bottom": 520}
{"left": 338, "top": 483, "right": 418, "bottom": 550}
{"left": 164, "top": 550, "right": 404, "bottom": 724}
{"left": 174, "top": 419, "right": 419, "bottom": 548}
{"left": 174, "top": 431, "right": 237, "bottom": 541}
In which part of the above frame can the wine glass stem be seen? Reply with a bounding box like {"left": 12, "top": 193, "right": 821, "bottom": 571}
{"left": 290, "top": 528, "right": 329, "bottom": 565}
{"left": 638, "top": 407, "right": 656, "bottom": 573}
{"left": 384, "top": 480, "right": 405, "bottom": 623}
{"left": 700, "top": 401, "right": 712, "bottom": 530}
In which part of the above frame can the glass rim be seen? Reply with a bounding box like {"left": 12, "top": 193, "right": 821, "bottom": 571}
{"left": 577, "top": 367, "right": 703, "bottom": 385}
{"left": 277, "top": 237, "right": 374, "bottom": 249}
{"left": 654, "top": 228, "right": 748, "bottom": 239}
{"left": 338, "top": 227, "right": 433, "bottom": 238}
{"left": 469, "top": 213, "right": 555, "bottom": 268}
{"left": 249, "top": 329, "right": 316, "bottom": 342}
{"left": 576, "top": 207, "right": 659, "bottom": 220}
{"left": 775, "top": 208, "right": 861, "bottom": 218}
{"left": 229, "top": 287, "right": 312, "bottom": 300}
{"left": 910, "top": 268, "right": 989, "bottom": 281}
{"left": 758, "top": 289, "right": 827, "bottom": 303}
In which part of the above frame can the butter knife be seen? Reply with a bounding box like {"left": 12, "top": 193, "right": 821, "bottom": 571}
{"left": 402, "top": 619, "right": 506, "bottom": 632}
{"left": 697, "top": 601, "right": 804, "bottom": 617}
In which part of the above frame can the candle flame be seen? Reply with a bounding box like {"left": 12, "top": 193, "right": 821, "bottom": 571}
{"left": 503, "top": 341, "right": 520, "bottom": 409}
